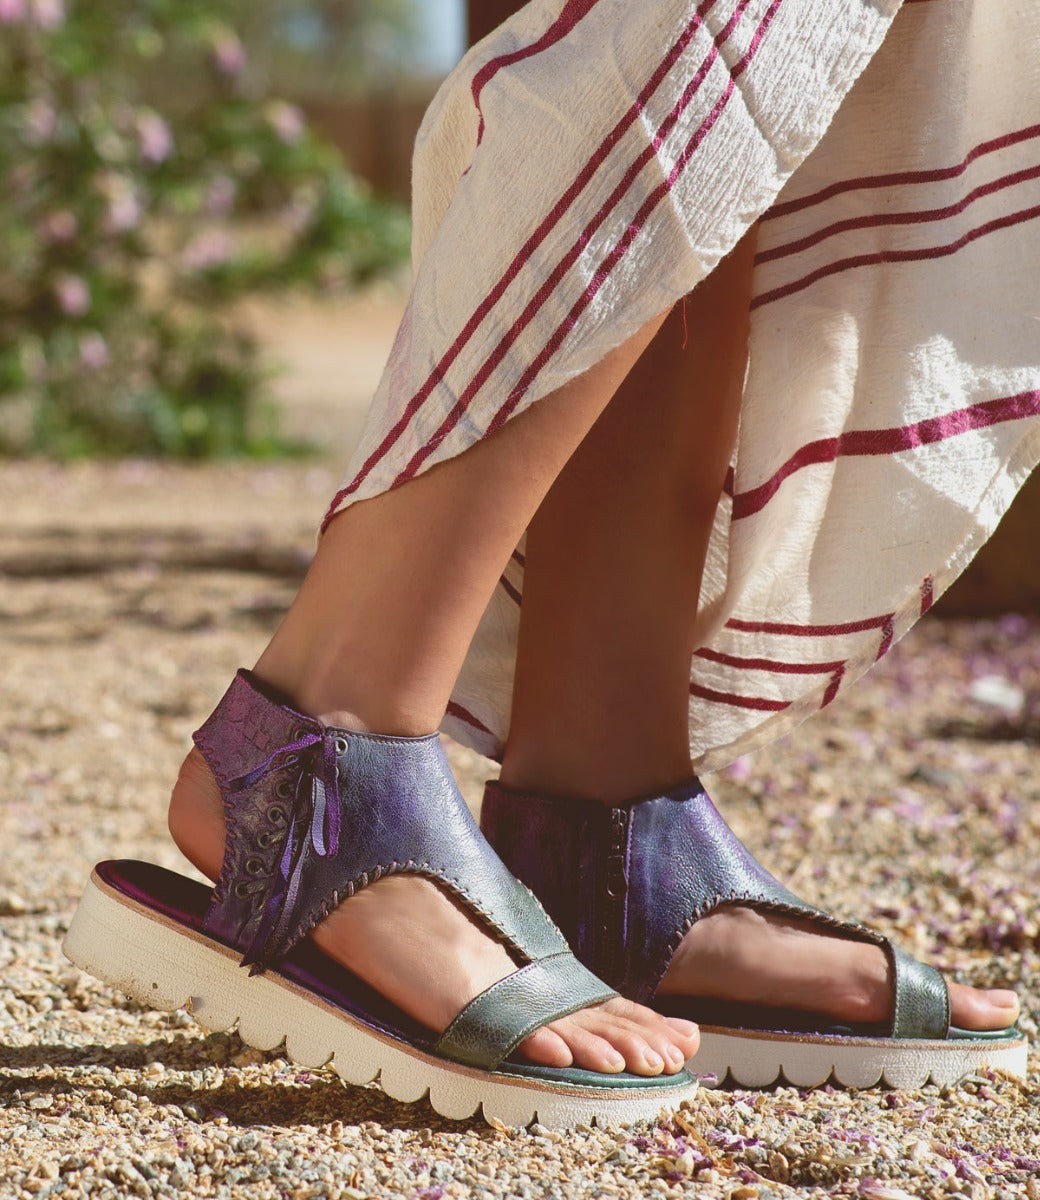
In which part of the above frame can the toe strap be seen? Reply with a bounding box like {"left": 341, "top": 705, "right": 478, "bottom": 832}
{"left": 889, "top": 944, "right": 951, "bottom": 1039}
{"left": 434, "top": 953, "right": 618, "bottom": 1071}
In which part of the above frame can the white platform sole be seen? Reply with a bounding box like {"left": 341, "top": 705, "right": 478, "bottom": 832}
{"left": 62, "top": 871, "right": 698, "bottom": 1130}
{"left": 693, "top": 1024, "right": 1028, "bottom": 1090}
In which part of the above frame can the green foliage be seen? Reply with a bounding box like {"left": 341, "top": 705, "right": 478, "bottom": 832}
{"left": 0, "top": 0, "right": 411, "bottom": 459}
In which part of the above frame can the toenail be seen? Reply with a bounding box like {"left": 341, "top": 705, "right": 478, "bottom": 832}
{"left": 644, "top": 1050, "right": 664, "bottom": 1071}
{"left": 605, "top": 1049, "right": 625, "bottom": 1070}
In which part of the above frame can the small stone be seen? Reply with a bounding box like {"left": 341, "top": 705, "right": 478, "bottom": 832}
{"left": 0, "top": 892, "right": 29, "bottom": 916}
{"left": 969, "top": 675, "right": 1025, "bottom": 713}
{"left": 765, "top": 1152, "right": 790, "bottom": 1184}
{"left": 858, "top": 1185, "right": 917, "bottom": 1200}
{"left": 232, "top": 1047, "right": 266, "bottom": 1068}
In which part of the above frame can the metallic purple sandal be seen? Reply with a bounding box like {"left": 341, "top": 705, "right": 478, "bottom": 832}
{"left": 480, "top": 777, "right": 1027, "bottom": 1089}
{"left": 62, "top": 671, "right": 698, "bottom": 1129}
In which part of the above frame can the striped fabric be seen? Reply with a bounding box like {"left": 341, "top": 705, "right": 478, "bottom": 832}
{"left": 325, "top": 0, "right": 1040, "bottom": 771}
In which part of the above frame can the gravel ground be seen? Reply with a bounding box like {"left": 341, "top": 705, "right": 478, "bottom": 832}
{"left": 3, "top": 455, "right": 1040, "bottom": 1199}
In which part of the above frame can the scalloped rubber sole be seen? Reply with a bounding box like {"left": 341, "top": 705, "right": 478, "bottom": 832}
{"left": 691, "top": 1024, "right": 1028, "bottom": 1090}
{"left": 62, "top": 871, "right": 697, "bottom": 1129}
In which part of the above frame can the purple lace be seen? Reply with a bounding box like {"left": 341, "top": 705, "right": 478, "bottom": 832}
{"left": 222, "top": 727, "right": 342, "bottom": 972}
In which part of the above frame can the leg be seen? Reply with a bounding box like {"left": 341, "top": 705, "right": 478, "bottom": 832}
{"left": 170, "top": 309, "right": 699, "bottom": 1075}
{"left": 500, "top": 234, "right": 754, "bottom": 803}
{"left": 498, "top": 233, "right": 1018, "bottom": 1033}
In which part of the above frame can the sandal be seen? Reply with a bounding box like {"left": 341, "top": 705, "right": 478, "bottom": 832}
{"left": 480, "top": 777, "right": 1028, "bottom": 1089}
{"left": 62, "top": 671, "right": 698, "bottom": 1129}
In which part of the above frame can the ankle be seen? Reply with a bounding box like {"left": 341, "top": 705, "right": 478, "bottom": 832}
{"left": 252, "top": 651, "right": 442, "bottom": 739}
{"left": 497, "top": 748, "right": 696, "bottom": 806}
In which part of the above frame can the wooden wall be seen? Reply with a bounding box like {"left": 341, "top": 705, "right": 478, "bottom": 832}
{"left": 468, "top": 0, "right": 525, "bottom": 43}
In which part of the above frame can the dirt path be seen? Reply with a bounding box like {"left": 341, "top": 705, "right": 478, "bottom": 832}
{"left": 2, "top": 291, "right": 1040, "bottom": 1197}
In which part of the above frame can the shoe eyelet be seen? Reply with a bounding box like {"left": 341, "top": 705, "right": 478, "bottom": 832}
{"left": 234, "top": 881, "right": 252, "bottom": 899}
{"left": 275, "top": 780, "right": 294, "bottom": 800}
{"left": 256, "top": 831, "right": 274, "bottom": 849}
{"left": 292, "top": 725, "right": 311, "bottom": 742}
{"left": 334, "top": 736, "right": 349, "bottom": 755}
{"left": 267, "top": 804, "right": 287, "bottom": 825}
{"left": 245, "top": 857, "right": 266, "bottom": 876}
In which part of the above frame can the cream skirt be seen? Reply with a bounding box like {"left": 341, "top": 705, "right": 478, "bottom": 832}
{"left": 325, "top": 0, "right": 1040, "bottom": 770}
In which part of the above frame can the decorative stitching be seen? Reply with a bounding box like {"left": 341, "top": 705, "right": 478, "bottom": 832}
{"left": 651, "top": 888, "right": 888, "bottom": 1006}
{"left": 281, "top": 863, "right": 534, "bottom": 965}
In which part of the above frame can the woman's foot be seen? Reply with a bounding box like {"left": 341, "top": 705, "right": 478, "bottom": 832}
{"left": 657, "top": 905, "right": 1020, "bottom": 1031}
{"left": 481, "top": 777, "right": 1021, "bottom": 1039}
{"left": 168, "top": 748, "right": 699, "bottom": 1076}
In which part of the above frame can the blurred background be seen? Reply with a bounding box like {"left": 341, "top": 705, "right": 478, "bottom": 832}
{"left": 0, "top": 0, "right": 1035, "bottom": 610}
{"left": 0, "top": 0, "right": 464, "bottom": 465}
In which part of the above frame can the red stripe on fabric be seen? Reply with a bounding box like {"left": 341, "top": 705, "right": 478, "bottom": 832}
{"left": 695, "top": 647, "right": 846, "bottom": 675}
{"left": 732, "top": 391, "right": 1040, "bottom": 519}
{"left": 727, "top": 614, "right": 892, "bottom": 636}
{"left": 763, "top": 124, "right": 1040, "bottom": 222}
{"left": 445, "top": 700, "right": 494, "bottom": 736}
{"left": 875, "top": 615, "right": 895, "bottom": 662}
{"left": 400, "top": 0, "right": 782, "bottom": 480}
{"left": 920, "top": 576, "right": 935, "bottom": 616}
{"left": 471, "top": 0, "right": 602, "bottom": 147}
{"left": 821, "top": 664, "right": 846, "bottom": 709}
{"left": 757, "top": 163, "right": 1040, "bottom": 266}
{"left": 752, "top": 202, "right": 1040, "bottom": 310}
{"left": 690, "top": 682, "right": 791, "bottom": 712}
{"left": 322, "top": 1, "right": 726, "bottom": 524}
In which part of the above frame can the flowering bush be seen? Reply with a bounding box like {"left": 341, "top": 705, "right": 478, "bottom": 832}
{"left": 0, "top": 0, "right": 410, "bottom": 457}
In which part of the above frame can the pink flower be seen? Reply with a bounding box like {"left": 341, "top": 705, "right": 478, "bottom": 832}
{"left": 24, "top": 97, "right": 57, "bottom": 143}
{"left": 0, "top": 0, "right": 26, "bottom": 25}
{"left": 54, "top": 274, "right": 90, "bottom": 317}
{"left": 38, "top": 209, "right": 78, "bottom": 244}
{"left": 97, "top": 174, "right": 142, "bottom": 234}
{"left": 79, "top": 333, "right": 110, "bottom": 371}
{"left": 136, "top": 110, "right": 173, "bottom": 165}
{"left": 204, "top": 175, "right": 237, "bottom": 218}
{"left": 29, "top": 0, "right": 64, "bottom": 29}
{"left": 264, "top": 100, "right": 305, "bottom": 145}
{"left": 211, "top": 30, "right": 246, "bottom": 76}
{"left": 182, "top": 230, "right": 232, "bottom": 271}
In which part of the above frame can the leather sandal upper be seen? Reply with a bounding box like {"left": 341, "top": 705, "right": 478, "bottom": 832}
{"left": 481, "top": 777, "right": 953, "bottom": 1041}
{"left": 193, "top": 670, "right": 618, "bottom": 1071}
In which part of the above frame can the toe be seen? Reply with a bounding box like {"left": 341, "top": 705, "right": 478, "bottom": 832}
{"left": 517, "top": 1000, "right": 698, "bottom": 1075}
{"left": 948, "top": 981, "right": 1020, "bottom": 1031}
{"left": 609, "top": 998, "right": 700, "bottom": 1066}
{"left": 544, "top": 1020, "right": 628, "bottom": 1074}
{"left": 568, "top": 1010, "right": 671, "bottom": 1075}
{"left": 518, "top": 1026, "right": 575, "bottom": 1068}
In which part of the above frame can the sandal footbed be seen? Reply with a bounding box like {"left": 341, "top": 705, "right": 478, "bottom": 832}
{"left": 654, "top": 993, "right": 1020, "bottom": 1043}
{"left": 96, "top": 859, "right": 686, "bottom": 1092}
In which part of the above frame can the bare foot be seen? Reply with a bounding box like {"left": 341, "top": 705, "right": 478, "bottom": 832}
{"left": 168, "top": 748, "right": 699, "bottom": 1076}
{"left": 657, "top": 905, "right": 1020, "bottom": 1031}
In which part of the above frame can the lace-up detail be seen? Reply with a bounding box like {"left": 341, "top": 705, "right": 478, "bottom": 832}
{"left": 193, "top": 670, "right": 579, "bottom": 991}
{"left": 212, "top": 724, "right": 345, "bottom": 973}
